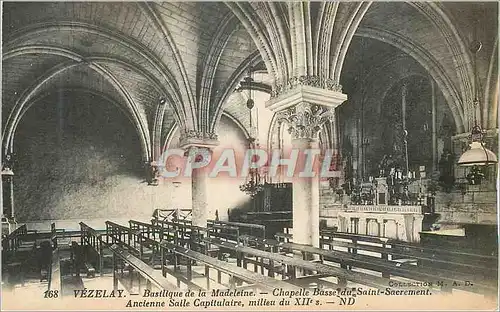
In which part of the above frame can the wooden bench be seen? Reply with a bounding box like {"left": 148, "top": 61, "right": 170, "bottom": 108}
{"left": 203, "top": 237, "right": 391, "bottom": 290}
{"left": 280, "top": 241, "right": 497, "bottom": 295}
{"left": 207, "top": 223, "right": 240, "bottom": 242}
{"left": 150, "top": 219, "right": 199, "bottom": 247}
{"left": 80, "top": 222, "right": 109, "bottom": 276}
{"left": 275, "top": 232, "right": 293, "bottom": 244}
{"left": 285, "top": 231, "right": 498, "bottom": 295}
{"left": 238, "top": 235, "right": 280, "bottom": 252}
{"left": 319, "top": 231, "right": 497, "bottom": 279}
{"left": 208, "top": 220, "right": 265, "bottom": 240}
{"left": 105, "top": 221, "right": 144, "bottom": 258}
{"left": 109, "top": 244, "right": 178, "bottom": 292}
{"left": 160, "top": 240, "right": 302, "bottom": 291}
{"left": 150, "top": 219, "right": 211, "bottom": 252}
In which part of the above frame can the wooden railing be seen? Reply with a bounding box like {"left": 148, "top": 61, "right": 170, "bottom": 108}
{"left": 2, "top": 224, "right": 27, "bottom": 255}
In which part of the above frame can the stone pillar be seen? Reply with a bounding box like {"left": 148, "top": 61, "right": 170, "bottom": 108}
{"left": 1, "top": 156, "right": 15, "bottom": 220}
{"left": 430, "top": 77, "right": 438, "bottom": 172}
{"left": 179, "top": 132, "right": 219, "bottom": 228}
{"left": 2, "top": 155, "right": 16, "bottom": 235}
{"left": 267, "top": 84, "right": 347, "bottom": 247}
{"left": 191, "top": 162, "right": 209, "bottom": 227}
{"left": 2, "top": 173, "right": 14, "bottom": 219}
{"left": 291, "top": 136, "right": 320, "bottom": 245}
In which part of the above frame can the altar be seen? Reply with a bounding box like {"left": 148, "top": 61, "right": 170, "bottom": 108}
{"left": 337, "top": 204, "right": 424, "bottom": 242}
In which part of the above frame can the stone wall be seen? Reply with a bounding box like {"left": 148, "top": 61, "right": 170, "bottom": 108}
{"left": 434, "top": 185, "right": 497, "bottom": 225}
{"left": 13, "top": 97, "right": 152, "bottom": 222}
{"left": 13, "top": 99, "right": 251, "bottom": 224}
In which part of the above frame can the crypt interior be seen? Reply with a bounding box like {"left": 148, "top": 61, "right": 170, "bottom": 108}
{"left": 1, "top": 1, "right": 498, "bottom": 304}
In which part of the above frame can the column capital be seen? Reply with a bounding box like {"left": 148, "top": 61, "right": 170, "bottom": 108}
{"left": 266, "top": 84, "right": 347, "bottom": 140}
{"left": 178, "top": 130, "right": 219, "bottom": 150}
{"left": 273, "top": 101, "right": 334, "bottom": 140}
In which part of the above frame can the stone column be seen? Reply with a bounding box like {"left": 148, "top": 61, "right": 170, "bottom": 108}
{"left": 179, "top": 132, "right": 219, "bottom": 228}
{"left": 267, "top": 83, "right": 347, "bottom": 247}
{"left": 2, "top": 174, "right": 14, "bottom": 219}
{"left": 2, "top": 155, "right": 16, "bottom": 235}
{"left": 430, "top": 78, "right": 438, "bottom": 172}
{"left": 1, "top": 157, "right": 15, "bottom": 220}
{"left": 191, "top": 160, "right": 209, "bottom": 227}
{"left": 292, "top": 136, "right": 321, "bottom": 245}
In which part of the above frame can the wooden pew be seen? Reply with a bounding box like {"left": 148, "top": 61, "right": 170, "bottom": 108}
{"left": 150, "top": 219, "right": 207, "bottom": 251}
{"left": 284, "top": 231, "right": 497, "bottom": 295}
{"left": 105, "top": 221, "right": 146, "bottom": 260}
{"left": 208, "top": 220, "right": 265, "bottom": 240}
{"left": 280, "top": 241, "right": 497, "bottom": 296}
{"left": 319, "top": 231, "right": 497, "bottom": 278}
{"left": 238, "top": 235, "right": 280, "bottom": 253}
{"left": 50, "top": 223, "right": 69, "bottom": 248}
{"left": 389, "top": 239, "right": 497, "bottom": 268}
{"left": 2, "top": 224, "right": 32, "bottom": 286}
{"left": 141, "top": 219, "right": 221, "bottom": 258}
{"left": 160, "top": 240, "right": 302, "bottom": 291}
{"left": 79, "top": 222, "right": 112, "bottom": 276}
{"left": 203, "top": 237, "right": 391, "bottom": 290}
{"left": 130, "top": 220, "right": 179, "bottom": 244}
{"left": 275, "top": 232, "right": 293, "bottom": 244}
{"left": 109, "top": 244, "right": 178, "bottom": 293}
{"left": 207, "top": 223, "right": 240, "bottom": 243}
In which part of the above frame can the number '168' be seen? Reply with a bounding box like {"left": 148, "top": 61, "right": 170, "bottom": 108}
{"left": 44, "top": 290, "right": 59, "bottom": 298}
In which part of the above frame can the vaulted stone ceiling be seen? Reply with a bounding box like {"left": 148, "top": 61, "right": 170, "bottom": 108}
{"left": 2, "top": 2, "right": 497, "bottom": 162}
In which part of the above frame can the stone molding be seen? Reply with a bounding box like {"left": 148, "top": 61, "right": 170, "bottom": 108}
{"left": 452, "top": 128, "right": 498, "bottom": 142}
{"left": 178, "top": 130, "right": 219, "bottom": 149}
{"left": 266, "top": 84, "right": 347, "bottom": 113}
{"left": 271, "top": 75, "right": 343, "bottom": 98}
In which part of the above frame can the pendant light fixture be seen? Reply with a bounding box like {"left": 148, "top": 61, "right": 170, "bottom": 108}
{"left": 239, "top": 67, "right": 264, "bottom": 197}
{"left": 457, "top": 40, "right": 498, "bottom": 166}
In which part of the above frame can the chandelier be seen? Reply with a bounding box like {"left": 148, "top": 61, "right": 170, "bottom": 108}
{"left": 239, "top": 67, "right": 265, "bottom": 197}
{"left": 239, "top": 138, "right": 265, "bottom": 197}
{"left": 457, "top": 41, "right": 498, "bottom": 167}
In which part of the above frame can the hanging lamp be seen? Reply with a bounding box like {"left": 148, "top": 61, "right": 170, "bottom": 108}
{"left": 457, "top": 40, "right": 498, "bottom": 166}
